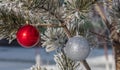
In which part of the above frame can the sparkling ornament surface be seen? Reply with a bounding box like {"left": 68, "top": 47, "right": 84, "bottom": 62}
{"left": 64, "top": 35, "right": 90, "bottom": 61}
{"left": 16, "top": 24, "right": 40, "bottom": 48}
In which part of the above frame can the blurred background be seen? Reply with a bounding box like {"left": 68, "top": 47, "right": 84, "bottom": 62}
{"left": 0, "top": 39, "right": 114, "bottom": 70}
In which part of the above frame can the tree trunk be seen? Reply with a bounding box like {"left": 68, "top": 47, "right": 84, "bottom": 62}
{"left": 113, "top": 42, "right": 120, "bottom": 70}
{"left": 110, "top": 19, "right": 120, "bottom": 70}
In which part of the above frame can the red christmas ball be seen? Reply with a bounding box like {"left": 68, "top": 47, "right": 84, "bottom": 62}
{"left": 16, "top": 24, "right": 40, "bottom": 48}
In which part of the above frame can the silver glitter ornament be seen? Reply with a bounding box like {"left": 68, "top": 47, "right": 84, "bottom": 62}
{"left": 64, "top": 35, "right": 90, "bottom": 61}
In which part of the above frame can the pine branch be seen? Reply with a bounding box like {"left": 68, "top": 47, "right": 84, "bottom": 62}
{"left": 41, "top": 27, "right": 67, "bottom": 52}
{"left": 95, "top": 1, "right": 120, "bottom": 44}
{"left": 0, "top": 6, "right": 25, "bottom": 42}
{"left": 90, "top": 30, "right": 110, "bottom": 41}
{"left": 29, "top": 0, "right": 64, "bottom": 19}
{"left": 65, "top": 0, "right": 98, "bottom": 13}
{"left": 111, "top": 0, "right": 120, "bottom": 18}
{"left": 54, "top": 52, "right": 81, "bottom": 70}
{"left": 35, "top": 23, "right": 65, "bottom": 27}
{"left": 94, "top": 3, "right": 111, "bottom": 29}
{"left": 30, "top": 65, "right": 52, "bottom": 70}
{"left": 0, "top": 0, "right": 101, "bottom": 70}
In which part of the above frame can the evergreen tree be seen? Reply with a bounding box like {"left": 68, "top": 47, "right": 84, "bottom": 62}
{"left": 0, "top": 0, "right": 120, "bottom": 70}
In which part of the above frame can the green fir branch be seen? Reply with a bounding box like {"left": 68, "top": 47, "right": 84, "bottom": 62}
{"left": 0, "top": 6, "right": 25, "bottom": 42}
{"left": 65, "top": 0, "right": 98, "bottom": 13}
{"left": 54, "top": 52, "right": 81, "bottom": 70}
